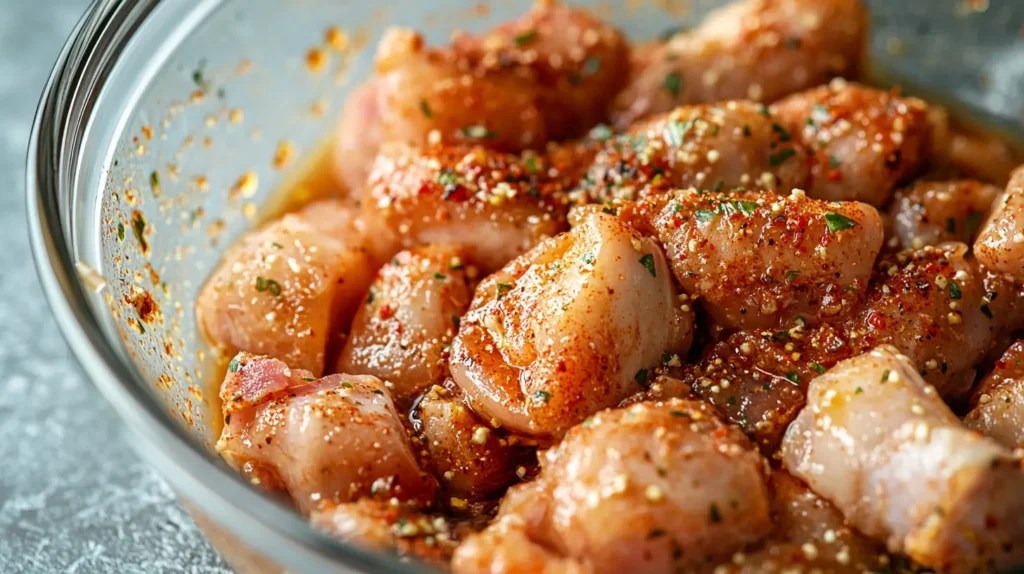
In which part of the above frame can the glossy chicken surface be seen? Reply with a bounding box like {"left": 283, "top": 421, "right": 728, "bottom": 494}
{"left": 197, "top": 0, "right": 1024, "bottom": 571}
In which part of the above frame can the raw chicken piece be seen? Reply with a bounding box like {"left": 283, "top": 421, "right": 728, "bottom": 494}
{"left": 581, "top": 101, "right": 808, "bottom": 203}
{"left": 216, "top": 353, "right": 436, "bottom": 514}
{"left": 888, "top": 179, "right": 1000, "bottom": 251}
{"left": 964, "top": 341, "right": 1024, "bottom": 449}
{"left": 772, "top": 81, "right": 932, "bottom": 207}
{"left": 335, "top": 245, "right": 472, "bottom": 407}
{"left": 840, "top": 243, "right": 1023, "bottom": 400}
{"left": 364, "top": 144, "right": 576, "bottom": 272}
{"left": 455, "top": 400, "right": 772, "bottom": 573}
{"left": 411, "top": 383, "right": 535, "bottom": 500}
{"left": 372, "top": 2, "right": 628, "bottom": 152}
{"left": 310, "top": 499, "right": 468, "bottom": 566}
{"left": 631, "top": 187, "right": 882, "bottom": 331}
{"left": 333, "top": 79, "right": 383, "bottom": 196}
{"left": 976, "top": 166, "right": 1024, "bottom": 282}
{"left": 676, "top": 325, "right": 854, "bottom": 453}
{"left": 197, "top": 201, "right": 392, "bottom": 376}
{"left": 611, "top": 0, "right": 867, "bottom": 128}
{"left": 781, "top": 345, "right": 1024, "bottom": 573}
{"left": 450, "top": 212, "right": 694, "bottom": 437}
{"left": 715, "top": 471, "right": 887, "bottom": 573}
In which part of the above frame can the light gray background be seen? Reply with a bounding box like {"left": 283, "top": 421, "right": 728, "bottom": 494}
{"left": 0, "top": 2, "right": 230, "bottom": 572}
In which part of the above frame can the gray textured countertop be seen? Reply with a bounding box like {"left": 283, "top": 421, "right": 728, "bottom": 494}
{"left": 0, "top": 3, "right": 230, "bottom": 572}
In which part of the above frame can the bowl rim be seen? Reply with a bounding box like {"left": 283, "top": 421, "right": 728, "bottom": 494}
{"left": 24, "top": 1, "right": 425, "bottom": 572}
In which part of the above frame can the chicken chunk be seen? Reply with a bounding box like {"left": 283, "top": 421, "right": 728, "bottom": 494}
{"left": 310, "top": 500, "right": 468, "bottom": 566}
{"left": 456, "top": 400, "right": 772, "bottom": 573}
{"left": 716, "top": 471, "right": 887, "bottom": 573}
{"left": 333, "top": 79, "right": 383, "bottom": 196}
{"left": 335, "top": 245, "right": 472, "bottom": 407}
{"left": 840, "top": 243, "right": 1023, "bottom": 400}
{"left": 781, "top": 345, "right": 1024, "bottom": 573}
{"left": 610, "top": 0, "right": 867, "bottom": 128}
{"left": 772, "top": 81, "right": 932, "bottom": 207}
{"left": 678, "top": 325, "right": 854, "bottom": 453}
{"left": 215, "top": 353, "right": 436, "bottom": 514}
{"left": 888, "top": 180, "right": 1000, "bottom": 251}
{"left": 411, "top": 383, "right": 536, "bottom": 500}
{"left": 364, "top": 144, "right": 575, "bottom": 272}
{"left": 371, "top": 2, "right": 628, "bottom": 153}
{"left": 450, "top": 212, "right": 693, "bottom": 437}
{"left": 197, "top": 201, "right": 391, "bottom": 375}
{"left": 976, "top": 166, "right": 1024, "bottom": 282}
{"left": 964, "top": 341, "right": 1024, "bottom": 449}
{"left": 580, "top": 101, "right": 808, "bottom": 203}
{"left": 631, "top": 187, "right": 883, "bottom": 331}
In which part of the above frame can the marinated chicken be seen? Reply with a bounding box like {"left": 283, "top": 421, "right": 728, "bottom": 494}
{"left": 976, "top": 166, "right": 1024, "bottom": 282}
{"left": 610, "top": 0, "right": 867, "bottom": 128}
{"left": 964, "top": 341, "right": 1024, "bottom": 450}
{"left": 453, "top": 400, "right": 772, "bottom": 573}
{"left": 198, "top": 0, "right": 1024, "bottom": 571}
{"left": 782, "top": 345, "right": 1024, "bottom": 572}
{"left": 449, "top": 212, "right": 693, "bottom": 437}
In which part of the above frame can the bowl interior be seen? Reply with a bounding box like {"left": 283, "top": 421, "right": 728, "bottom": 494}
{"left": 57, "top": 0, "right": 1024, "bottom": 566}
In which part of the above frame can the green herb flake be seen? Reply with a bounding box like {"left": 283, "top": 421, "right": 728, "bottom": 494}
{"left": 784, "top": 371, "right": 801, "bottom": 384}
{"left": 785, "top": 270, "right": 800, "bottom": 284}
{"left": 695, "top": 209, "right": 717, "bottom": 223}
{"left": 829, "top": 154, "right": 841, "bottom": 169}
{"left": 771, "top": 123, "right": 791, "bottom": 142}
{"left": 727, "top": 396, "right": 737, "bottom": 406}
{"left": 661, "top": 71, "right": 682, "bottom": 97}
{"left": 227, "top": 357, "right": 241, "bottom": 373}
{"left": 419, "top": 99, "right": 433, "bottom": 118}
{"left": 117, "top": 223, "right": 126, "bottom": 242}
{"left": 436, "top": 168, "right": 459, "bottom": 187}
{"left": 670, "top": 410, "right": 689, "bottom": 418}
{"left": 255, "top": 276, "right": 282, "bottom": 296}
{"left": 709, "top": 503, "right": 722, "bottom": 523}
{"left": 634, "top": 368, "right": 649, "bottom": 387}
{"left": 582, "top": 253, "right": 596, "bottom": 265}
{"left": 712, "top": 179, "right": 725, "bottom": 193}
{"left": 150, "top": 170, "right": 161, "bottom": 193}
{"left": 366, "top": 290, "right": 375, "bottom": 305}
{"left": 948, "top": 281, "right": 962, "bottom": 300}
{"left": 496, "top": 283, "right": 513, "bottom": 299}
{"left": 769, "top": 148, "right": 797, "bottom": 167}
{"left": 434, "top": 272, "right": 447, "bottom": 281}
{"left": 946, "top": 218, "right": 957, "bottom": 234}
{"left": 460, "top": 125, "right": 496, "bottom": 140}
{"left": 824, "top": 212, "right": 859, "bottom": 233}
{"left": 855, "top": 386, "right": 864, "bottom": 394}
{"left": 981, "top": 304, "right": 993, "bottom": 319}
{"left": 524, "top": 156, "right": 539, "bottom": 173}
{"left": 880, "top": 369, "right": 891, "bottom": 384}
{"left": 302, "top": 377, "right": 315, "bottom": 382}
{"left": 514, "top": 30, "right": 538, "bottom": 45}
{"left": 810, "top": 362, "right": 827, "bottom": 374}
{"left": 531, "top": 390, "right": 552, "bottom": 404}
{"left": 451, "top": 314, "right": 461, "bottom": 330}
{"left": 639, "top": 253, "right": 657, "bottom": 277}
{"left": 736, "top": 200, "right": 758, "bottom": 216}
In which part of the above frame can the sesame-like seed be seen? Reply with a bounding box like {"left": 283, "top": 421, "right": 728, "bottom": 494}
{"left": 925, "top": 359, "right": 938, "bottom": 370}
{"left": 472, "top": 426, "right": 491, "bottom": 444}
{"left": 911, "top": 404, "right": 924, "bottom": 415}
{"left": 645, "top": 484, "right": 665, "bottom": 502}
{"left": 801, "top": 543, "right": 818, "bottom": 560}
{"left": 979, "top": 393, "right": 992, "bottom": 404}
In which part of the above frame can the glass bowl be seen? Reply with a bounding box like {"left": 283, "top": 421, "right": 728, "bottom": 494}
{"left": 25, "top": 0, "right": 1024, "bottom": 572}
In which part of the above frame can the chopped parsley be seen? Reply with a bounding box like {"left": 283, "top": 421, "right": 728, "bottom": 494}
{"left": 771, "top": 123, "right": 791, "bottom": 142}
{"left": 460, "top": 125, "right": 495, "bottom": 140}
{"left": 708, "top": 503, "right": 722, "bottom": 523}
{"left": 514, "top": 30, "right": 537, "bottom": 45}
{"left": 582, "top": 252, "right": 596, "bottom": 265}
{"left": 531, "top": 390, "right": 552, "bottom": 404}
{"left": 855, "top": 386, "right": 864, "bottom": 394}
{"left": 784, "top": 371, "right": 801, "bottom": 384}
{"left": 496, "top": 283, "right": 513, "bottom": 299}
{"left": 639, "top": 253, "right": 657, "bottom": 277}
{"left": 581, "top": 56, "right": 601, "bottom": 77}
{"left": 810, "top": 362, "right": 827, "bottom": 374}
{"left": 419, "top": 99, "right": 432, "bottom": 118}
{"left": 635, "top": 368, "right": 649, "bottom": 387}
{"left": 981, "top": 304, "right": 993, "bottom": 318}
{"left": 824, "top": 212, "right": 859, "bottom": 233}
{"left": 880, "top": 369, "right": 891, "bottom": 384}
{"left": 117, "top": 223, "right": 125, "bottom": 242}
{"left": 829, "top": 154, "right": 842, "bottom": 169}
{"left": 948, "top": 281, "right": 962, "bottom": 300}
{"left": 736, "top": 200, "right": 758, "bottom": 216}
{"left": 255, "top": 276, "right": 282, "bottom": 296}
{"left": 436, "top": 167, "right": 459, "bottom": 187}
{"left": 785, "top": 270, "right": 800, "bottom": 284}
{"left": 434, "top": 272, "right": 447, "bottom": 281}
{"left": 227, "top": 357, "right": 241, "bottom": 373}
{"left": 662, "top": 71, "right": 682, "bottom": 97}
{"left": 768, "top": 148, "right": 797, "bottom": 167}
